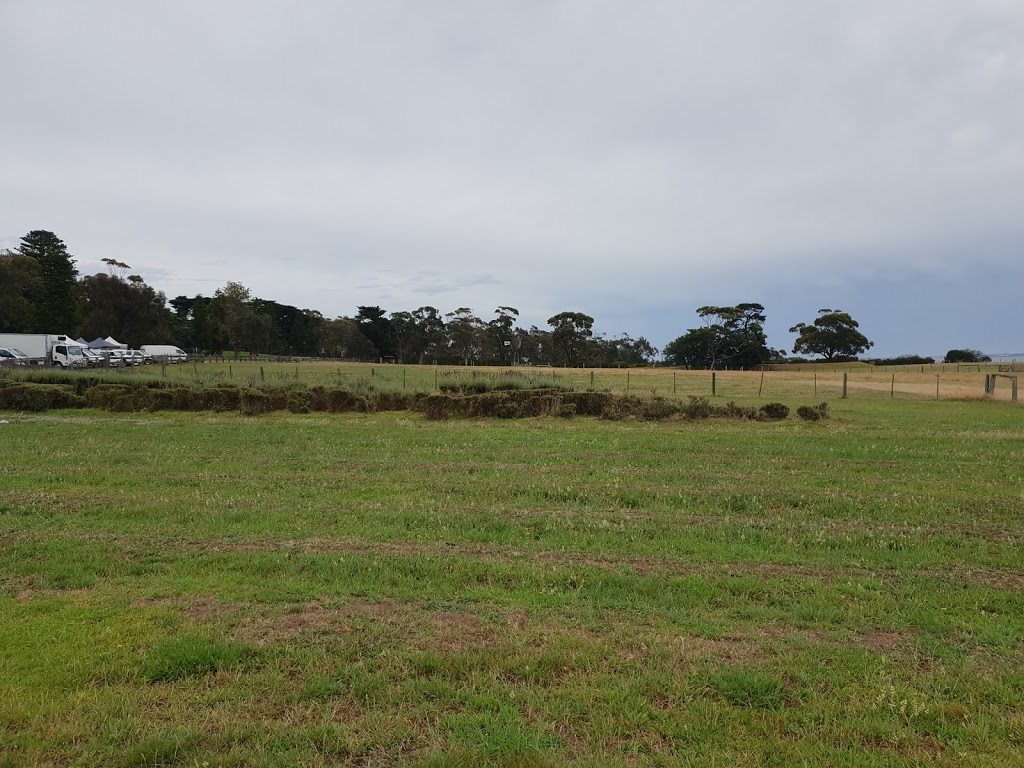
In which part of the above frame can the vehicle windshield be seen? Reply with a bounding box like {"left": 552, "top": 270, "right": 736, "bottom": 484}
{"left": 68, "top": 345, "right": 84, "bottom": 356}
{"left": 11, "top": 348, "right": 28, "bottom": 357}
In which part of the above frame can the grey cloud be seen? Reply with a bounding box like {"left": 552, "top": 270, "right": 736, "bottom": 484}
{"left": 2, "top": 1, "right": 1022, "bottom": 355}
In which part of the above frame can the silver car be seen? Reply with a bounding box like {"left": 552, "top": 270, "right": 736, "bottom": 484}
{"left": 0, "top": 347, "right": 30, "bottom": 366}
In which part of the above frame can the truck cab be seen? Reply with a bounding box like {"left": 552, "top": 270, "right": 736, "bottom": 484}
{"left": 52, "top": 340, "right": 87, "bottom": 368}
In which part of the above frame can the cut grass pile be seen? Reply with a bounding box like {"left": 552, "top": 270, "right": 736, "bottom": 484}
{"left": 0, "top": 396, "right": 1022, "bottom": 766}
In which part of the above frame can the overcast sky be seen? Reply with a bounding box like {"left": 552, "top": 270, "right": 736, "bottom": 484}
{"left": 2, "top": 1, "right": 1022, "bottom": 357}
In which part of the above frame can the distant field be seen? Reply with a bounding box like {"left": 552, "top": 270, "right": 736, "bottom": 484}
{"left": 101, "top": 359, "right": 1019, "bottom": 403}
{"left": 1, "top": 394, "right": 1022, "bottom": 766}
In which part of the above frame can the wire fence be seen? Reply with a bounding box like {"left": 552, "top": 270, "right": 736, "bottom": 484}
{"left": 77, "top": 361, "right": 1020, "bottom": 404}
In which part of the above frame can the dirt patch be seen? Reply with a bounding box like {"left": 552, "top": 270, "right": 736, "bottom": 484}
{"left": 506, "top": 610, "right": 530, "bottom": 632}
{"left": 231, "top": 599, "right": 399, "bottom": 645}
{"left": 852, "top": 629, "right": 914, "bottom": 653}
{"left": 954, "top": 569, "right": 1024, "bottom": 592}
{"left": 336, "top": 598, "right": 403, "bottom": 621}
{"left": 428, "top": 610, "right": 497, "bottom": 650}
{"left": 670, "top": 634, "right": 760, "bottom": 663}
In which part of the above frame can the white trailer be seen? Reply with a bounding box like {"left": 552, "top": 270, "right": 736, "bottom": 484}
{"left": 0, "top": 333, "right": 87, "bottom": 368}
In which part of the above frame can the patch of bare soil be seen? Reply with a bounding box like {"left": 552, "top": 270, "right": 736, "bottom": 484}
{"left": 669, "top": 635, "right": 760, "bottom": 663}
{"left": 851, "top": 629, "right": 915, "bottom": 653}
{"left": 428, "top": 610, "right": 496, "bottom": 650}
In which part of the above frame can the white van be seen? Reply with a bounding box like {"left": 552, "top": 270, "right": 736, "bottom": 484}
{"left": 141, "top": 345, "right": 188, "bottom": 363}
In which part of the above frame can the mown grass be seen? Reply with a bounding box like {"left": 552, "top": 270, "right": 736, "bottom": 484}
{"left": 0, "top": 394, "right": 1022, "bottom": 766}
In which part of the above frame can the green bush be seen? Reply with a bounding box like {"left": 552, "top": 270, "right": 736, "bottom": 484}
{"left": 758, "top": 402, "right": 790, "bottom": 420}
{"left": 714, "top": 401, "right": 758, "bottom": 419}
{"left": 797, "top": 402, "right": 831, "bottom": 421}
{"left": 286, "top": 391, "right": 311, "bottom": 413}
{"left": 639, "top": 397, "right": 680, "bottom": 420}
{"left": 162, "top": 386, "right": 239, "bottom": 412}
{"left": 681, "top": 396, "right": 712, "bottom": 419}
{"left": 85, "top": 384, "right": 144, "bottom": 411}
{"left": 239, "top": 388, "right": 271, "bottom": 415}
{"left": 0, "top": 383, "right": 83, "bottom": 412}
{"left": 564, "top": 391, "right": 613, "bottom": 416}
{"left": 146, "top": 389, "right": 176, "bottom": 412}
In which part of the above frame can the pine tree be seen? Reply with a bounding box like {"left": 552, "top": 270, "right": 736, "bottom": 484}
{"left": 18, "top": 230, "right": 79, "bottom": 332}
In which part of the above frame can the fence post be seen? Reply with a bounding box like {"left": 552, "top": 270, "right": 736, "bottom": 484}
{"left": 403, "top": 369, "right": 407, "bottom": 390}
{"left": 260, "top": 366, "right": 265, "bottom": 382}
{"left": 758, "top": 371, "right": 764, "bottom": 398}
{"left": 712, "top": 371, "right": 716, "bottom": 397}
{"left": 161, "top": 363, "right": 167, "bottom": 379}
{"left": 626, "top": 371, "right": 630, "bottom": 394}
{"left": 813, "top": 373, "right": 816, "bottom": 398}
{"left": 1013, "top": 377, "right": 1018, "bottom": 402}
{"left": 229, "top": 365, "right": 233, "bottom": 379}
{"left": 673, "top": 371, "right": 676, "bottom": 395}
{"left": 590, "top": 371, "right": 595, "bottom": 388}
{"left": 890, "top": 374, "right": 894, "bottom": 398}
{"left": 936, "top": 374, "right": 940, "bottom": 400}
{"left": 842, "top": 372, "right": 848, "bottom": 398}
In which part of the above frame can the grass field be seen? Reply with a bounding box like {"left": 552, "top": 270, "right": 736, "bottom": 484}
{"left": 1, "top": 383, "right": 1022, "bottom": 766}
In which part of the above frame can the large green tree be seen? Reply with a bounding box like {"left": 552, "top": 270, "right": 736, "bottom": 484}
{"left": 486, "top": 306, "right": 520, "bottom": 365}
{"left": 77, "top": 272, "right": 174, "bottom": 347}
{"left": 319, "top": 317, "right": 377, "bottom": 359}
{"left": 18, "top": 230, "right": 79, "bottom": 331}
{"left": 207, "top": 282, "right": 274, "bottom": 356}
{"left": 547, "top": 311, "right": 595, "bottom": 366}
{"left": 0, "top": 249, "right": 42, "bottom": 332}
{"left": 445, "top": 308, "right": 485, "bottom": 365}
{"left": 790, "top": 309, "right": 873, "bottom": 361}
{"left": 595, "top": 333, "right": 658, "bottom": 367}
{"left": 355, "top": 306, "right": 394, "bottom": 359}
{"left": 943, "top": 349, "right": 990, "bottom": 363}
{"left": 663, "top": 303, "right": 773, "bottom": 369}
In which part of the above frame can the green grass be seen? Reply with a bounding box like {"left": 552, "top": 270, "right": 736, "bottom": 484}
{"left": 1, "top": 393, "right": 1022, "bottom": 766}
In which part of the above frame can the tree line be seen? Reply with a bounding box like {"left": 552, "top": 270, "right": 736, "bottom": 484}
{"left": 0, "top": 231, "right": 657, "bottom": 366}
{"left": 0, "top": 230, "right": 984, "bottom": 367}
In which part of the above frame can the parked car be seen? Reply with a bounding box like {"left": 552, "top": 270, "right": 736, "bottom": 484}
{"left": 128, "top": 349, "right": 154, "bottom": 365}
{"left": 80, "top": 349, "right": 105, "bottom": 367}
{"left": 0, "top": 347, "right": 31, "bottom": 365}
{"left": 109, "top": 349, "right": 136, "bottom": 366}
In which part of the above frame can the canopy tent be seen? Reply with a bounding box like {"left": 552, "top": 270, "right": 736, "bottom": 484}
{"left": 87, "top": 337, "right": 126, "bottom": 349}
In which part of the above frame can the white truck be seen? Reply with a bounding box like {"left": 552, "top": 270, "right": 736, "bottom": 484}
{"left": 0, "top": 333, "right": 88, "bottom": 368}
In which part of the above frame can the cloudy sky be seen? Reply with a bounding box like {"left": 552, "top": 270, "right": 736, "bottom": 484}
{"left": 2, "top": 1, "right": 1022, "bottom": 357}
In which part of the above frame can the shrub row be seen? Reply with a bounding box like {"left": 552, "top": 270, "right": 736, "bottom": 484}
{"left": 599, "top": 397, "right": 791, "bottom": 422}
{"left": 419, "top": 390, "right": 598, "bottom": 420}
{"left": 0, "top": 383, "right": 84, "bottom": 412}
{"left": 0, "top": 375, "right": 828, "bottom": 424}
